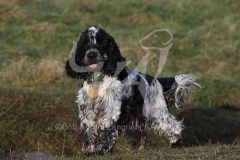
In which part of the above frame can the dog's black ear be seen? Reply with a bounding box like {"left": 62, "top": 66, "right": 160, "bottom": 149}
{"left": 65, "top": 30, "right": 90, "bottom": 80}
{"left": 101, "top": 30, "right": 126, "bottom": 76}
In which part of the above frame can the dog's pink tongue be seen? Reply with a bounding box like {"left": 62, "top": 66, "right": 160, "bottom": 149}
{"left": 89, "top": 64, "right": 97, "bottom": 68}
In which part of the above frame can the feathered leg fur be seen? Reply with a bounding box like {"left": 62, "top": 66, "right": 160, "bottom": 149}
{"left": 155, "top": 74, "right": 200, "bottom": 146}
{"left": 125, "top": 73, "right": 200, "bottom": 148}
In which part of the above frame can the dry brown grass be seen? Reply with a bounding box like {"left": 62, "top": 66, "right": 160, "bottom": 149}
{"left": 0, "top": 1, "right": 26, "bottom": 21}
{"left": 0, "top": 56, "right": 64, "bottom": 86}
{"left": 26, "top": 22, "right": 64, "bottom": 33}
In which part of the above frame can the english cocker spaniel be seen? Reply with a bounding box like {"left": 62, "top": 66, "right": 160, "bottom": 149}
{"left": 65, "top": 26, "right": 200, "bottom": 155}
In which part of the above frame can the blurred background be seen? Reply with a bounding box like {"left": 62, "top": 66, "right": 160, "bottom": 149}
{"left": 0, "top": 0, "right": 239, "bottom": 158}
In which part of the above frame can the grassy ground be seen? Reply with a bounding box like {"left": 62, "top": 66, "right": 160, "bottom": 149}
{"left": 0, "top": 0, "right": 240, "bottom": 159}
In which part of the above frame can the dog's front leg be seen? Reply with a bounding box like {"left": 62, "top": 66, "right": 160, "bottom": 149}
{"left": 98, "top": 128, "right": 119, "bottom": 153}
{"left": 81, "top": 126, "right": 100, "bottom": 155}
{"left": 81, "top": 124, "right": 120, "bottom": 155}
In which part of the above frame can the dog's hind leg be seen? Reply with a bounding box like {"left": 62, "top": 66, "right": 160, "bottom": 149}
{"left": 144, "top": 79, "right": 184, "bottom": 147}
{"left": 151, "top": 114, "right": 183, "bottom": 148}
{"left": 125, "top": 119, "right": 148, "bottom": 149}
{"left": 126, "top": 128, "right": 147, "bottom": 149}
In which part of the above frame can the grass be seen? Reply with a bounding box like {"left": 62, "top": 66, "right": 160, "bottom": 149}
{"left": 0, "top": 0, "right": 240, "bottom": 159}
{"left": 60, "top": 144, "right": 240, "bottom": 159}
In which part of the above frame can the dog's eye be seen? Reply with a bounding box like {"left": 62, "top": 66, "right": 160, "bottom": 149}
{"left": 96, "top": 37, "right": 102, "bottom": 44}
{"left": 96, "top": 33, "right": 106, "bottom": 45}
{"left": 80, "top": 36, "right": 89, "bottom": 48}
{"left": 98, "top": 40, "right": 103, "bottom": 45}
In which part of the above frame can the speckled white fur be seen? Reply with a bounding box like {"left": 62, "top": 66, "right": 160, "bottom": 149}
{"left": 124, "top": 70, "right": 183, "bottom": 142}
{"left": 174, "top": 74, "right": 201, "bottom": 109}
{"left": 88, "top": 26, "right": 99, "bottom": 44}
{"left": 76, "top": 75, "right": 123, "bottom": 130}
{"left": 144, "top": 78, "right": 183, "bottom": 139}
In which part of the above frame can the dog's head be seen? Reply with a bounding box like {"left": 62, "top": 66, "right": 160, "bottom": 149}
{"left": 65, "top": 26, "right": 126, "bottom": 80}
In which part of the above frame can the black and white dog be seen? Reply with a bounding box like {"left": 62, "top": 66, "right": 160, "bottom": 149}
{"left": 65, "top": 26, "right": 200, "bottom": 155}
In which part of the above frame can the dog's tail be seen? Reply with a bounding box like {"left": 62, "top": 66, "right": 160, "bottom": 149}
{"left": 158, "top": 74, "right": 201, "bottom": 109}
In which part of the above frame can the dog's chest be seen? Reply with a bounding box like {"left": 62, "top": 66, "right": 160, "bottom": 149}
{"left": 79, "top": 90, "right": 108, "bottom": 121}
{"left": 79, "top": 83, "right": 110, "bottom": 120}
{"left": 76, "top": 76, "right": 123, "bottom": 128}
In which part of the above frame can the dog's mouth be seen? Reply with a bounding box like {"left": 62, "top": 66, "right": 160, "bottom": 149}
{"left": 89, "top": 63, "right": 98, "bottom": 69}
{"left": 86, "top": 62, "right": 104, "bottom": 72}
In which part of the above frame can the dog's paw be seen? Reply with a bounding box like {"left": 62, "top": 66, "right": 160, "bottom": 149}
{"left": 169, "top": 138, "right": 183, "bottom": 148}
{"left": 82, "top": 144, "right": 105, "bottom": 155}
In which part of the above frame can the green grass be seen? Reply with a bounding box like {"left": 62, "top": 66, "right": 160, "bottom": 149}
{"left": 61, "top": 144, "right": 240, "bottom": 159}
{"left": 0, "top": 0, "right": 240, "bottom": 159}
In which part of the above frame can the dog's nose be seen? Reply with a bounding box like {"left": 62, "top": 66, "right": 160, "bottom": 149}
{"left": 87, "top": 52, "right": 97, "bottom": 59}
